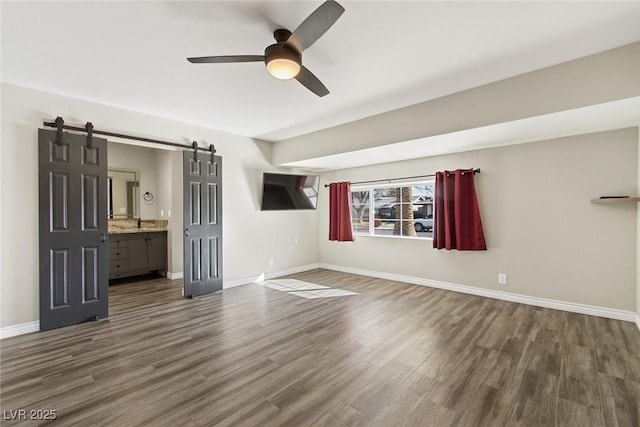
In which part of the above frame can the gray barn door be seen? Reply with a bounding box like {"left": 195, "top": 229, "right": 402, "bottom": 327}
{"left": 183, "top": 151, "right": 222, "bottom": 297}
{"left": 39, "top": 129, "right": 109, "bottom": 330}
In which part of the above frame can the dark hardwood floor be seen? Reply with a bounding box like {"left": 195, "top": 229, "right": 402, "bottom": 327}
{"left": 1, "top": 269, "right": 639, "bottom": 426}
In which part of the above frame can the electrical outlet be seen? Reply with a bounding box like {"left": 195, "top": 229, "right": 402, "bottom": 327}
{"left": 294, "top": 236, "right": 298, "bottom": 245}
{"left": 268, "top": 258, "right": 274, "bottom": 267}
{"left": 498, "top": 273, "right": 508, "bottom": 285}
{"left": 160, "top": 209, "right": 164, "bottom": 217}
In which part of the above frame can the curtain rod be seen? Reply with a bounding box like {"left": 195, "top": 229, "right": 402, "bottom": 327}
{"left": 43, "top": 117, "right": 215, "bottom": 153}
{"left": 324, "top": 168, "right": 480, "bottom": 188}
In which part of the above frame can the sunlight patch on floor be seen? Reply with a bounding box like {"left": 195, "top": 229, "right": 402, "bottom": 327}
{"left": 259, "top": 279, "right": 358, "bottom": 299}
{"left": 287, "top": 289, "right": 360, "bottom": 299}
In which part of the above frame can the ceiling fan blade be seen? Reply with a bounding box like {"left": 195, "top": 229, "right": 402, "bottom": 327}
{"left": 288, "top": 0, "right": 345, "bottom": 53}
{"left": 295, "top": 66, "right": 329, "bottom": 97}
{"left": 187, "top": 55, "right": 265, "bottom": 64}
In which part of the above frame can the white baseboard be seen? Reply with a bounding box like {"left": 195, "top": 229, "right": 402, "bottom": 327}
{"left": 265, "top": 263, "right": 321, "bottom": 280}
{"left": 320, "top": 263, "right": 637, "bottom": 323}
{"left": 0, "top": 321, "right": 39, "bottom": 340}
{"left": 170, "top": 263, "right": 322, "bottom": 286}
{"left": 636, "top": 314, "right": 640, "bottom": 332}
{"left": 223, "top": 263, "right": 321, "bottom": 289}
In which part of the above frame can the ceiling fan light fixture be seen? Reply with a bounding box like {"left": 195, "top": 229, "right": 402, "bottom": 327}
{"left": 187, "top": 0, "right": 344, "bottom": 96}
{"left": 266, "top": 58, "right": 301, "bottom": 80}
{"left": 264, "top": 44, "right": 301, "bottom": 80}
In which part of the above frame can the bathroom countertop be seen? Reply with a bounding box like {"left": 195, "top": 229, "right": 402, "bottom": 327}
{"left": 108, "top": 219, "right": 168, "bottom": 235}
{"left": 108, "top": 228, "right": 168, "bottom": 235}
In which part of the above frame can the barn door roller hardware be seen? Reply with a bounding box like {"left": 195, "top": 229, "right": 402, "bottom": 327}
{"left": 85, "top": 122, "right": 94, "bottom": 149}
{"left": 54, "top": 116, "right": 64, "bottom": 145}
{"left": 209, "top": 144, "right": 216, "bottom": 163}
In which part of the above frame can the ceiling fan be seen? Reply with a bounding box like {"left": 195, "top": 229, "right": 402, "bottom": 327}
{"left": 187, "top": 0, "right": 345, "bottom": 97}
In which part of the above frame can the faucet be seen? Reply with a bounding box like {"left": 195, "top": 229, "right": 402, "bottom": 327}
{"left": 137, "top": 218, "right": 141, "bottom": 229}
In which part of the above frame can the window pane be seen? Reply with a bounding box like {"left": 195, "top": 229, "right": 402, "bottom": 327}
{"left": 411, "top": 183, "right": 434, "bottom": 220}
{"left": 351, "top": 190, "right": 370, "bottom": 234}
{"left": 399, "top": 220, "right": 417, "bottom": 237}
{"left": 397, "top": 197, "right": 415, "bottom": 221}
{"left": 373, "top": 187, "right": 400, "bottom": 224}
{"left": 395, "top": 186, "right": 413, "bottom": 206}
{"left": 373, "top": 219, "right": 399, "bottom": 236}
{"left": 351, "top": 218, "right": 369, "bottom": 234}
{"left": 373, "top": 187, "right": 400, "bottom": 199}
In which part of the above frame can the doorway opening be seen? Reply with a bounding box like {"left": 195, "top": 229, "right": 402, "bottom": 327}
{"left": 106, "top": 141, "right": 179, "bottom": 307}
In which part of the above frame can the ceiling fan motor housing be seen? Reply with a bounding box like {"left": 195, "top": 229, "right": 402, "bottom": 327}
{"left": 264, "top": 43, "right": 301, "bottom": 66}
{"left": 264, "top": 41, "right": 302, "bottom": 79}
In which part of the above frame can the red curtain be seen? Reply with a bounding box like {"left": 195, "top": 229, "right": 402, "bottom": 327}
{"left": 433, "top": 169, "right": 486, "bottom": 250}
{"left": 329, "top": 182, "right": 354, "bottom": 242}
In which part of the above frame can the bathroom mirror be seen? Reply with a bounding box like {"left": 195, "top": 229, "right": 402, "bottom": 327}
{"left": 108, "top": 169, "right": 140, "bottom": 218}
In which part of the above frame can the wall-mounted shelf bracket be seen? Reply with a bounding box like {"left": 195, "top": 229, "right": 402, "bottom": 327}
{"left": 591, "top": 197, "right": 640, "bottom": 204}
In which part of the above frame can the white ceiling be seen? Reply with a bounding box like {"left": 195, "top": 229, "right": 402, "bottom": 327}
{"left": 2, "top": 1, "right": 640, "bottom": 142}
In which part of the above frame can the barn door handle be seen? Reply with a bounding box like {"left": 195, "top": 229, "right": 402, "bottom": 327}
{"left": 184, "top": 228, "right": 190, "bottom": 237}
{"left": 99, "top": 232, "right": 106, "bottom": 243}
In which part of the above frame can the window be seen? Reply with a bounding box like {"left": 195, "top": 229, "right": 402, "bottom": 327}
{"left": 351, "top": 182, "right": 434, "bottom": 239}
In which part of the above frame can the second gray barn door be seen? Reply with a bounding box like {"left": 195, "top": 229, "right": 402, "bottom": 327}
{"left": 183, "top": 151, "right": 222, "bottom": 297}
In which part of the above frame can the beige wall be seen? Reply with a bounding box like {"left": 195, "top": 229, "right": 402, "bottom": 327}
{"left": 169, "top": 151, "right": 183, "bottom": 275}
{"left": 0, "top": 83, "right": 319, "bottom": 328}
{"left": 108, "top": 142, "right": 161, "bottom": 219}
{"left": 318, "top": 129, "right": 638, "bottom": 311}
{"left": 154, "top": 149, "right": 173, "bottom": 223}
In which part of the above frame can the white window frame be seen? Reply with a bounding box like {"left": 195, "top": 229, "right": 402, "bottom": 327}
{"left": 351, "top": 180, "right": 435, "bottom": 240}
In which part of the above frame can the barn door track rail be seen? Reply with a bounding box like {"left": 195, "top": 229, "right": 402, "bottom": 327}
{"left": 43, "top": 116, "right": 217, "bottom": 156}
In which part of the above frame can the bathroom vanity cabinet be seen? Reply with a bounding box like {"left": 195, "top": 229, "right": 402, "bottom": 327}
{"left": 109, "top": 231, "right": 167, "bottom": 280}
